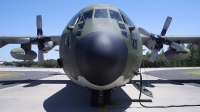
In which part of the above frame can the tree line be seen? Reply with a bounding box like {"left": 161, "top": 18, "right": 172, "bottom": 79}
{"left": 3, "top": 59, "right": 59, "bottom": 68}
{"left": 3, "top": 44, "right": 200, "bottom": 68}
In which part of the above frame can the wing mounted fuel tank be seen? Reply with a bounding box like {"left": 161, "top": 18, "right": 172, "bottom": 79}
{"left": 10, "top": 48, "right": 37, "bottom": 60}
{"left": 164, "top": 47, "right": 191, "bottom": 60}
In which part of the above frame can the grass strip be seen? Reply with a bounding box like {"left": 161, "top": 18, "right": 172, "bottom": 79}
{"left": 181, "top": 70, "right": 200, "bottom": 76}
{"left": 0, "top": 72, "right": 24, "bottom": 78}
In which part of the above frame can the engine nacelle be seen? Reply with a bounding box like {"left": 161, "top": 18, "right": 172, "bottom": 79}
{"left": 10, "top": 48, "right": 37, "bottom": 60}
{"left": 42, "top": 41, "right": 55, "bottom": 53}
{"left": 164, "top": 48, "right": 191, "bottom": 60}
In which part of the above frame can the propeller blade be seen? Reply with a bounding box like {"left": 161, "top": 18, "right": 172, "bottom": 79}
{"left": 36, "top": 15, "right": 43, "bottom": 36}
{"left": 170, "top": 42, "right": 184, "bottom": 51}
{"left": 161, "top": 16, "right": 172, "bottom": 36}
{"left": 138, "top": 27, "right": 151, "bottom": 37}
{"left": 150, "top": 49, "right": 159, "bottom": 63}
{"left": 38, "top": 50, "right": 44, "bottom": 64}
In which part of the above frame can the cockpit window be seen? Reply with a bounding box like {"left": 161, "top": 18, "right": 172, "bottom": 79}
{"left": 80, "top": 10, "right": 93, "bottom": 21}
{"left": 94, "top": 9, "right": 108, "bottom": 18}
{"left": 65, "top": 33, "right": 72, "bottom": 49}
{"left": 118, "top": 23, "right": 126, "bottom": 30}
{"left": 119, "top": 9, "right": 134, "bottom": 26}
{"left": 131, "top": 33, "right": 137, "bottom": 49}
{"left": 121, "top": 31, "right": 127, "bottom": 38}
{"left": 109, "top": 10, "right": 122, "bottom": 21}
{"left": 67, "top": 9, "right": 83, "bottom": 26}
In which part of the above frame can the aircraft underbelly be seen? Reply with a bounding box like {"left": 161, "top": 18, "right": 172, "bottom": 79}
{"left": 70, "top": 76, "right": 130, "bottom": 90}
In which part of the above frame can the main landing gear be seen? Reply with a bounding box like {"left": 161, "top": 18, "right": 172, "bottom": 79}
{"left": 91, "top": 89, "right": 99, "bottom": 107}
{"left": 90, "top": 89, "right": 112, "bottom": 107}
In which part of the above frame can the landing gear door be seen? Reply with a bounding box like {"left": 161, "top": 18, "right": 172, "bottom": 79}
{"left": 132, "top": 82, "right": 153, "bottom": 98}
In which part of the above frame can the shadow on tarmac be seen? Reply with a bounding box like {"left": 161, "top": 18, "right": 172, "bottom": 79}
{"left": 1, "top": 78, "right": 200, "bottom": 88}
{"left": 130, "top": 79, "right": 200, "bottom": 87}
{"left": 0, "top": 79, "right": 153, "bottom": 111}
{"left": 42, "top": 81, "right": 133, "bottom": 112}
{"left": 0, "top": 80, "right": 67, "bottom": 86}
{"left": 0, "top": 71, "right": 64, "bottom": 89}
{"left": 2, "top": 70, "right": 199, "bottom": 111}
{"left": 1, "top": 79, "right": 200, "bottom": 87}
{"left": 145, "top": 69, "right": 200, "bottom": 87}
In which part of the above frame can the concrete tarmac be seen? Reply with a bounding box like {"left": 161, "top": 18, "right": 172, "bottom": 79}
{"left": 0, "top": 67, "right": 200, "bottom": 112}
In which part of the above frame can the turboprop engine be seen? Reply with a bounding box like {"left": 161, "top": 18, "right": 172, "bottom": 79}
{"left": 10, "top": 48, "right": 37, "bottom": 60}
{"left": 138, "top": 16, "right": 190, "bottom": 63}
{"left": 11, "top": 15, "right": 59, "bottom": 63}
{"left": 164, "top": 48, "right": 191, "bottom": 60}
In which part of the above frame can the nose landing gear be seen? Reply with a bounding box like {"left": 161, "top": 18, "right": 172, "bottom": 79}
{"left": 91, "top": 89, "right": 99, "bottom": 107}
{"left": 90, "top": 89, "right": 112, "bottom": 107}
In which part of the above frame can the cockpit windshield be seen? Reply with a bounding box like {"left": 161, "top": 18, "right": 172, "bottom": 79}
{"left": 67, "top": 7, "right": 135, "bottom": 27}
{"left": 67, "top": 9, "right": 83, "bottom": 26}
{"left": 119, "top": 9, "right": 134, "bottom": 26}
{"left": 80, "top": 10, "right": 93, "bottom": 21}
{"left": 109, "top": 10, "right": 122, "bottom": 21}
{"left": 94, "top": 9, "right": 108, "bottom": 18}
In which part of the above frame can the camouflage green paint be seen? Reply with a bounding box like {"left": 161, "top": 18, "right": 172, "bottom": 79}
{"left": 59, "top": 4, "right": 142, "bottom": 85}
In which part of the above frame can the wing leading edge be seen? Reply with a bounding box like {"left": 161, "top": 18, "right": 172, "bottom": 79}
{"left": 0, "top": 35, "right": 61, "bottom": 48}
{"left": 141, "top": 35, "right": 200, "bottom": 47}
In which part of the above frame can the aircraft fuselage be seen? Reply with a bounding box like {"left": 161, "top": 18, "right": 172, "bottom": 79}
{"left": 59, "top": 4, "right": 142, "bottom": 90}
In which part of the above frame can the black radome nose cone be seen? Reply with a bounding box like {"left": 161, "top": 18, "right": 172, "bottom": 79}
{"left": 86, "top": 34, "right": 117, "bottom": 72}
{"left": 75, "top": 31, "right": 127, "bottom": 86}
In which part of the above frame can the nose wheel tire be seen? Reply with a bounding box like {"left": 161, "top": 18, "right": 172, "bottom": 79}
{"left": 91, "top": 89, "right": 99, "bottom": 107}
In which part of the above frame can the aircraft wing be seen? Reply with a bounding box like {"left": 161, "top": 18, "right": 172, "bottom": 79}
{"left": 0, "top": 35, "right": 61, "bottom": 63}
{"left": 0, "top": 15, "right": 62, "bottom": 62}
{"left": 0, "top": 35, "right": 61, "bottom": 48}
{"left": 141, "top": 35, "right": 200, "bottom": 62}
{"left": 141, "top": 35, "right": 200, "bottom": 46}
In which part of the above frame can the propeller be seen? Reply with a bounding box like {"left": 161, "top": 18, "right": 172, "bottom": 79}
{"left": 14, "top": 15, "right": 60, "bottom": 64}
{"left": 138, "top": 16, "right": 183, "bottom": 63}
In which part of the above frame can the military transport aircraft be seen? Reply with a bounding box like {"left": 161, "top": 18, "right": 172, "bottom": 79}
{"left": 0, "top": 4, "right": 200, "bottom": 106}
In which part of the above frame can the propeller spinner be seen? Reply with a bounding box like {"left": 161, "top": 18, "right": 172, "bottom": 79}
{"left": 138, "top": 16, "right": 184, "bottom": 63}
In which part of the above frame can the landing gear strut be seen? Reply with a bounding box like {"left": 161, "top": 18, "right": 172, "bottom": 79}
{"left": 91, "top": 89, "right": 99, "bottom": 107}
{"left": 90, "top": 89, "right": 112, "bottom": 107}
{"left": 103, "top": 89, "right": 111, "bottom": 105}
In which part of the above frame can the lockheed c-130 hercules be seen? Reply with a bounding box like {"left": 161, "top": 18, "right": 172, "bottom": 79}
{"left": 0, "top": 4, "right": 200, "bottom": 106}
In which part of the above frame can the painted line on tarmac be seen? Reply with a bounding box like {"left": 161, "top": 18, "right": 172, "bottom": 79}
{"left": 99, "top": 97, "right": 117, "bottom": 112}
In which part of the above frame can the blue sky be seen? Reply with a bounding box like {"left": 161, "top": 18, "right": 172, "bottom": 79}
{"left": 0, "top": 0, "right": 200, "bottom": 61}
